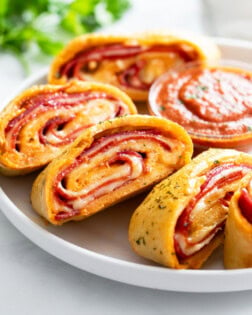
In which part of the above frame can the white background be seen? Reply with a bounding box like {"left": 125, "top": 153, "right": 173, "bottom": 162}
{"left": 1, "top": 1, "right": 252, "bottom": 314}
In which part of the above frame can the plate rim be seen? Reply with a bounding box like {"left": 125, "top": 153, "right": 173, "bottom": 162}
{"left": 1, "top": 37, "right": 252, "bottom": 293}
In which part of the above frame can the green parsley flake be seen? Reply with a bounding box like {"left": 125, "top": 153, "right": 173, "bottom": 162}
{"left": 136, "top": 237, "right": 146, "bottom": 246}
{"left": 186, "top": 94, "right": 197, "bottom": 100}
{"left": 158, "top": 204, "right": 166, "bottom": 209}
{"left": 166, "top": 191, "right": 178, "bottom": 199}
{"left": 197, "top": 85, "right": 208, "bottom": 91}
{"left": 55, "top": 71, "right": 61, "bottom": 79}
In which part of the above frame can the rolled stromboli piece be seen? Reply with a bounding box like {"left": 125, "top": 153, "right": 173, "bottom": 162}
{"left": 31, "top": 115, "right": 193, "bottom": 225}
{"left": 48, "top": 33, "right": 220, "bottom": 101}
{"left": 0, "top": 80, "right": 136, "bottom": 175}
{"left": 129, "top": 149, "right": 252, "bottom": 269}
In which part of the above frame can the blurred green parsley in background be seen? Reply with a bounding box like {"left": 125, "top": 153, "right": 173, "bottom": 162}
{"left": 0, "top": 0, "right": 130, "bottom": 71}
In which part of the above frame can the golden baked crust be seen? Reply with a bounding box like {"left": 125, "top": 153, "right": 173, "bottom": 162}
{"left": 48, "top": 32, "right": 220, "bottom": 101}
{"left": 31, "top": 114, "right": 193, "bottom": 225}
{"left": 129, "top": 149, "right": 252, "bottom": 269}
{"left": 0, "top": 80, "right": 136, "bottom": 175}
{"left": 224, "top": 174, "right": 252, "bottom": 269}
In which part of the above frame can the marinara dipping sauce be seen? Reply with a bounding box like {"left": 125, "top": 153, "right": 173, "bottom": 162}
{"left": 148, "top": 62, "right": 252, "bottom": 152}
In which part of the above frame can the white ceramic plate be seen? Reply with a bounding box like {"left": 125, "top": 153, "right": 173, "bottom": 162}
{"left": 1, "top": 38, "right": 252, "bottom": 293}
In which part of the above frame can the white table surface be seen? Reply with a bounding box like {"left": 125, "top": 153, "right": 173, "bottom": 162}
{"left": 1, "top": 1, "right": 252, "bottom": 314}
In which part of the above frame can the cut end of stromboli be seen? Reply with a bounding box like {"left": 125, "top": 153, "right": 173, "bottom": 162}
{"left": 31, "top": 115, "right": 193, "bottom": 225}
{"left": 129, "top": 149, "right": 252, "bottom": 269}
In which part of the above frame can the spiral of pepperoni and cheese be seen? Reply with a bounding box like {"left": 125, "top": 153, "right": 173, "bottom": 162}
{"left": 48, "top": 33, "right": 220, "bottom": 101}
{"left": 224, "top": 173, "right": 252, "bottom": 269}
{"left": 0, "top": 81, "right": 137, "bottom": 175}
{"left": 149, "top": 64, "right": 252, "bottom": 149}
{"left": 31, "top": 115, "right": 193, "bottom": 225}
{"left": 129, "top": 149, "right": 252, "bottom": 269}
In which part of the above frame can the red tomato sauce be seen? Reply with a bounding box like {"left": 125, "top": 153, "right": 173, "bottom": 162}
{"left": 150, "top": 66, "right": 252, "bottom": 141}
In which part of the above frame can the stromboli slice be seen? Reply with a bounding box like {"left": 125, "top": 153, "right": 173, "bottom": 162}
{"left": 31, "top": 115, "right": 193, "bottom": 225}
{"left": 224, "top": 174, "right": 252, "bottom": 269}
{"left": 0, "top": 80, "right": 136, "bottom": 175}
{"left": 129, "top": 149, "right": 252, "bottom": 269}
{"left": 48, "top": 33, "right": 220, "bottom": 101}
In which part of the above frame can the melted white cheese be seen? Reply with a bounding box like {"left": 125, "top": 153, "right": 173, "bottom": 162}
{"left": 58, "top": 153, "right": 143, "bottom": 210}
